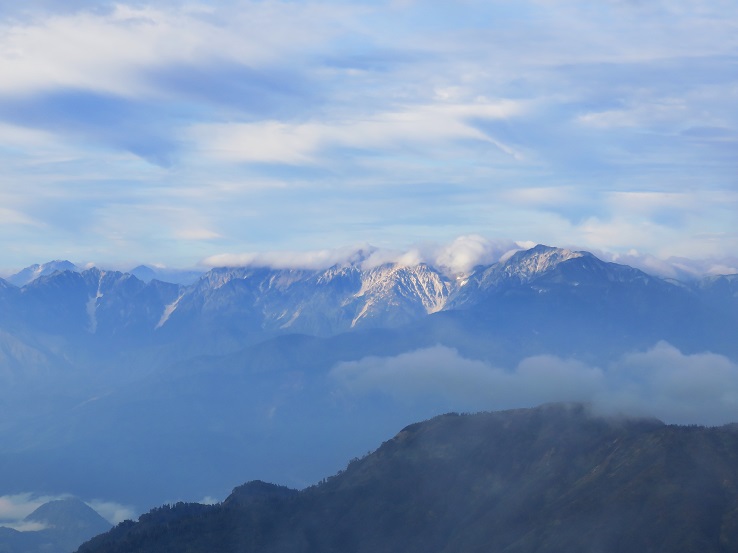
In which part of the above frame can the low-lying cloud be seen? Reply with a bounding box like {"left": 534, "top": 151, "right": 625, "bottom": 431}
{"left": 598, "top": 249, "right": 738, "bottom": 280}
{"left": 201, "top": 245, "right": 373, "bottom": 271}
{"left": 0, "top": 493, "right": 63, "bottom": 523}
{"left": 0, "top": 493, "right": 65, "bottom": 530}
{"left": 0, "top": 492, "right": 134, "bottom": 530}
{"left": 86, "top": 499, "right": 136, "bottom": 524}
{"left": 331, "top": 342, "right": 738, "bottom": 425}
{"left": 201, "top": 235, "right": 521, "bottom": 275}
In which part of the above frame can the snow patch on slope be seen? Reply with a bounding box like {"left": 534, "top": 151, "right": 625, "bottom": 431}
{"left": 351, "top": 264, "right": 451, "bottom": 327}
{"left": 86, "top": 271, "right": 105, "bottom": 334}
{"left": 157, "top": 293, "right": 184, "bottom": 329}
{"left": 500, "top": 246, "right": 585, "bottom": 282}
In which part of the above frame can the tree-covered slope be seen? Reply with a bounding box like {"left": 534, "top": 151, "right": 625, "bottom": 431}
{"left": 78, "top": 404, "right": 738, "bottom": 553}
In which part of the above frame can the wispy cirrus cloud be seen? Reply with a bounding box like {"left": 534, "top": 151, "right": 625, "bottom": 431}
{"left": 0, "top": 2, "right": 356, "bottom": 97}
{"left": 189, "top": 100, "right": 527, "bottom": 164}
{"left": 0, "top": 0, "right": 735, "bottom": 269}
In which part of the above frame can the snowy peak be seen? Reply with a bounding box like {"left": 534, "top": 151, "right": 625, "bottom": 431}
{"left": 316, "top": 264, "right": 362, "bottom": 285}
{"left": 13, "top": 267, "right": 181, "bottom": 341}
{"left": 159, "top": 261, "right": 453, "bottom": 337}
{"left": 161, "top": 244, "right": 679, "bottom": 338}
{"left": 354, "top": 263, "right": 451, "bottom": 316}
{"left": 461, "top": 245, "right": 587, "bottom": 293}
{"left": 446, "top": 244, "right": 659, "bottom": 308}
{"left": 194, "top": 266, "right": 310, "bottom": 293}
{"left": 499, "top": 245, "right": 586, "bottom": 283}
{"left": 8, "top": 244, "right": 717, "bottom": 355}
{"left": 8, "top": 260, "right": 79, "bottom": 287}
{"left": 0, "top": 245, "right": 738, "bottom": 365}
{"left": 348, "top": 263, "right": 450, "bottom": 328}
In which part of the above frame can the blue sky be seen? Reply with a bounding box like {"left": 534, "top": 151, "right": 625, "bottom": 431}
{"left": 0, "top": 0, "right": 736, "bottom": 273}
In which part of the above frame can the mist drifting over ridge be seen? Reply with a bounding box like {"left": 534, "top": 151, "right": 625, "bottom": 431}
{"left": 7, "top": 235, "right": 737, "bottom": 285}
{"left": 196, "top": 236, "right": 738, "bottom": 280}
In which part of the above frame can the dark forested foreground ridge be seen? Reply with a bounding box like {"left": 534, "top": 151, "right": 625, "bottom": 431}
{"left": 78, "top": 404, "right": 738, "bottom": 553}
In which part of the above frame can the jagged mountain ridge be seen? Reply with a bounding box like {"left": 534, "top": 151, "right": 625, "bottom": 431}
{"left": 0, "top": 244, "right": 735, "bottom": 370}
{"left": 77, "top": 404, "right": 738, "bottom": 553}
{"left": 161, "top": 261, "right": 453, "bottom": 342}
{"left": 2, "top": 245, "right": 657, "bottom": 336}
{"left": 448, "top": 245, "right": 657, "bottom": 307}
{"left": 10, "top": 267, "right": 181, "bottom": 344}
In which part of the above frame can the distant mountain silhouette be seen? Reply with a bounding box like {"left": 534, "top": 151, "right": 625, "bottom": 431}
{"left": 78, "top": 404, "right": 738, "bottom": 553}
{"left": 7, "top": 260, "right": 79, "bottom": 287}
{"left": 0, "top": 498, "right": 110, "bottom": 553}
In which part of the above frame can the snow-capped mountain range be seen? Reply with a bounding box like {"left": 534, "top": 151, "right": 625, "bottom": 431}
{"left": 1, "top": 245, "right": 735, "bottom": 336}
{"left": 1, "top": 244, "right": 736, "bottom": 375}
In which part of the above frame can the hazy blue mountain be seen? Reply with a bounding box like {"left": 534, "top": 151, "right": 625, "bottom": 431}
{"left": 0, "top": 498, "right": 110, "bottom": 553}
{"left": 128, "top": 265, "right": 158, "bottom": 282}
{"left": 447, "top": 244, "right": 659, "bottom": 307}
{"left": 1, "top": 245, "right": 735, "bottom": 367}
{"left": 129, "top": 265, "right": 203, "bottom": 285}
{"left": 26, "top": 498, "right": 111, "bottom": 535}
{"left": 19, "top": 268, "right": 182, "bottom": 339}
{"left": 77, "top": 404, "right": 738, "bottom": 553}
{"left": 7, "top": 260, "right": 80, "bottom": 287}
{"left": 0, "top": 268, "right": 182, "bottom": 374}
{"left": 695, "top": 274, "right": 738, "bottom": 314}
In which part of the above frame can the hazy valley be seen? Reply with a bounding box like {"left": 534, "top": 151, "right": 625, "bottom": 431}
{"left": 1, "top": 244, "right": 737, "bottom": 552}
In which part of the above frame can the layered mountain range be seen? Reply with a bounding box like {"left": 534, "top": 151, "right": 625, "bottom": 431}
{"left": 1, "top": 245, "right": 736, "bottom": 376}
{"left": 1, "top": 245, "right": 737, "bottom": 511}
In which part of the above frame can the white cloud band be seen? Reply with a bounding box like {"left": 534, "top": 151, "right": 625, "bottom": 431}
{"left": 331, "top": 342, "right": 738, "bottom": 425}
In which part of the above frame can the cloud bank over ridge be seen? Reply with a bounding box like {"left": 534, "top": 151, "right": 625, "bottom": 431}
{"left": 331, "top": 342, "right": 738, "bottom": 426}
{"left": 199, "top": 235, "right": 738, "bottom": 279}
{"left": 201, "top": 235, "right": 522, "bottom": 275}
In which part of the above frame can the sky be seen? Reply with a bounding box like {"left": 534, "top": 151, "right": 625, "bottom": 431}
{"left": 0, "top": 0, "right": 736, "bottom": 273}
